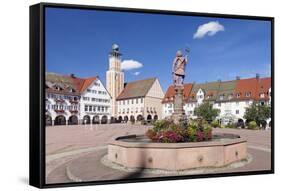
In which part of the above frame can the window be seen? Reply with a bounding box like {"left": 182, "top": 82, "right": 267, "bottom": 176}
{"left": 236, "top": 110, "right": 239, "bottom": 114}
{"left": 245, "top": 92, "right": 251, "bottom": 97}
{"left": 236, "top": 102, "right": 239, "bottom": 106}
{"left": 87, "top": 89, "right": 91, "bottom": 92}
{"left": 260, "top": 93, "right": 265, "bottom": 98}
{"left": 246, "top": 101, "right": 249, "bottom": 105}
{"left": 141, "top": 98, "right": 143, "bottom": 103}
{"left": 132, "top": 99, "right": 134, "bottom": 104}
{"left": 136, "top": 99, "right": 138, "bottom": 104}
{"left": 219, "top": 95, "right": 224, "bottom": 100}
{"left": 218, "top": 103, "right": 221, "bottom": 107}
{"left": 127, "top": 100, "right": 129, "bottom": 104}
{"left": 236, "top": 93, "right": 240, "bottom": 98}
{"left": 85, "top": 105, "right": 88, "bottom": 111}
{"left": 123, "top": 100, "right": 125, "bottom": 105}
{"left": 89, "top": 106, "right": 92, "bottom": 111}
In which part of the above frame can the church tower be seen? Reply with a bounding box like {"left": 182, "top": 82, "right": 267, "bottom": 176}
{"left": 106, "top": 44, "right": 124, "bottom": 118}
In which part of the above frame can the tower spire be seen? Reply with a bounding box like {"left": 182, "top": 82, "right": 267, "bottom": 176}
{"left": 106, "top": 44, "right": 124, "bottom": 118}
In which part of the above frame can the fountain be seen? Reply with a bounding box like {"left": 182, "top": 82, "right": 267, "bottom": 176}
{"left": 107, "top": 49, "right": 247, "bottom": 171}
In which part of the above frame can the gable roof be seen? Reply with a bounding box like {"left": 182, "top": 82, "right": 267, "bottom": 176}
{"left": 216, "top": 80, "right": 237, "bottom": 102}
{"left": 189, "top": 81, "right": 221, "bottom": 102}
{"left": 162, "top": 76, "right": 271, "bottom": 104}
{"left": 257, "top": 77, "right": 271, "bottom": 100}
{"left": 45, "top": 73, "right": 98, "bottom": 95}
{"left": 116, "top": 78, "right": 156, "bottom": 100}
{"left": 234, "top": 77, "right": 259, "bottom": 100}
{"left": 162, "top": 84, "right": 193, "bottom": 103}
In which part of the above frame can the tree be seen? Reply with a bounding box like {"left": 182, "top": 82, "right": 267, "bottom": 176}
{"left": 243, "top": 102, "right": 271, "bottom": 126}
{"left": 194, "top": 102, "right": 220, "bottom": 122}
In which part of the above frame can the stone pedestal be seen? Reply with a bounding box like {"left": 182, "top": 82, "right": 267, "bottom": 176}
{"left": 172, "top": 85, "right": 185, "bottom": 124}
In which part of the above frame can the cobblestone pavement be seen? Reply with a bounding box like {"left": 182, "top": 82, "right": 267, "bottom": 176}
{"left": 46, "top": 124, "right": 272, "bottom": 184}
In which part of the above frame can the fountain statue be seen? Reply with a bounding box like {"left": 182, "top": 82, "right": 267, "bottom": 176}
{"left": 172, "top": 48, "right": 189, "bottom": 124}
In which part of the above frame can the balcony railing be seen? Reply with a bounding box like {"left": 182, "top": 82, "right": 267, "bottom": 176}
{"left": 54, "top": 109, "right": 65, "bottom": 113}
{"left": 69, "top": 100, "right": 79, "bottom": 104}
{"left": 55, "top": 99, "right": 65, "bottom": 103}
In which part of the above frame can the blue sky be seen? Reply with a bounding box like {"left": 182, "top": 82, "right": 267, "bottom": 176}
{"left": 45, "top": 7, "right": 271, "bottom": 92}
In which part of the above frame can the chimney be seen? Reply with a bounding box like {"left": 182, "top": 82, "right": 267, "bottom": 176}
{"left": 256, "top": 73, "right": 260, "bottom": 79}
{"left": 70, "top": 73, "right": 76, "bottom": 78}
{"left": 236, "top": 76, "right": 240, "bottom": 80}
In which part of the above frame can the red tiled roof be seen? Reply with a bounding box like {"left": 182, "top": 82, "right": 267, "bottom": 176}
{"left": 45, "top": 73, "right": 98, "bottom": 95}
{"left": 257, "top": 77, "right": 271, "bottom": 100}
{"left": 163, "top": 77, "right": 271, "bottom": 104}
{"left": 234, "top": 77, "right": 271, "bottom": 101}
{"left": 162, "top": 84, "right": 193, "bottom": 103}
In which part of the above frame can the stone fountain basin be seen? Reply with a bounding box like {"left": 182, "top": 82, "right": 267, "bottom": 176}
{"left": 108, "top": 134, "right": 247, "bottom": 171}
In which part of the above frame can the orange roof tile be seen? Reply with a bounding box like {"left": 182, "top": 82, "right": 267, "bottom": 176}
{"left": 162, "top": 84, "right": 193, "bottom": 103}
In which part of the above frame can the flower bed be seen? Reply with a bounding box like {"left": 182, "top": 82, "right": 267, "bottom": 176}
{"left": 146, "top": 119, "right": 212, "bottom": 143}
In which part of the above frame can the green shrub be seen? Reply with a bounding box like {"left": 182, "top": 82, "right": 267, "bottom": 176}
{"left": 152, "top": 120, "right": 172, "bottom": 132}
{"left": 225, "top": 123, "right": 236, "bottom": 128}
{"left": 248, "top": 121, "right": 258, "bottom": 129}
{"left": 187, "top": 127, "right": 197, "bottom": 142}
{"left": 211, "top": 120, "right": 220, "bottom": 128}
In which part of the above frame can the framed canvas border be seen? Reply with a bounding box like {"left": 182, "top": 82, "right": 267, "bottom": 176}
{"left": 29, "top": 2, "right": 275, "bottom": 189}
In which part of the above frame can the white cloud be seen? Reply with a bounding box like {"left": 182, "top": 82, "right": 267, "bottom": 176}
{"left": 121, "top": 59, "right": 143, "bottom": 71}
{"left": 193, "top": 21, "right": 225, "bottom": 39}
{"left": 132, "top": 71, "right": 140, "bottom": 76}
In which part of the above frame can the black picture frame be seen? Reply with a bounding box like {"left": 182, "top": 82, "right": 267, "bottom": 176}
{"left": 30, "top": 2, "right": 274, "bottom": 189}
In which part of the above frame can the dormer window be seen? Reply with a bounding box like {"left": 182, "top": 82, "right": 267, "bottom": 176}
{"left": 219, "top": 95, "right": 224, "bottom": 100}
{"left": 236, "top": 93, "right": 241, "bottom": 98}
{"left": 260, "top": 93, "right": 265, "bottom": 98}
{"left": 54, "top": 85, "right": 63, "bottom": 91}
{"left": 228, "top": 94, "right": 233, "bottom": 100}
{"left": 245, "top": 92, "right": 251, "bottom": 97}
{"left": 70, "top": 88, "right": 75, "bottom": 93}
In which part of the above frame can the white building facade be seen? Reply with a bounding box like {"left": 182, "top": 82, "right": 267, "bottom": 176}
{"left": 45, "top": 73, "right": 112, "bottom": 126}
{"left": 162, "top": 76, "right": 271, "bottom": 126}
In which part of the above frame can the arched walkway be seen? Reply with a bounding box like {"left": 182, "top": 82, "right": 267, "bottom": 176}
{"left": 83, "top": 115, "right": 91, "bottom": 124}
{"left": 147, "top": 114, "right": 152, "bottom": 123}
{"left": 118, "top": 116, "right": 123, "bottom": 123}
{"left": 130, "top": 115, "right": 135, "bottom": 123}
{"left": 54, "top": 115, "right": 66, "bottom": 126}
{"left": 92, "top": 115, "right": 99, "bottom": 124}
{"left": 137, "top": 115, "right": 143, "bottom": 121}
{"left": 68, "top": 115, "right": 78, "bottom": 125}
{"left": 237, "top": 118, "right": 245, "bottom": 128}
{"left": 153, "top": 115, "right": 158, "bottom": 121}
{"left": 46, "top": 115, "right": 52, "bottom": 126}
{"left": 124, "top": 116, "right": 128, "bottom": 122}
{"left": 110, "top": 117, "right": 115, "bottom": 123}
{"left": 260, "top": 120, "right": 267, "bottom": 129}
{"left": 101, "top": 115, "right": 108, "bottom": 124}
